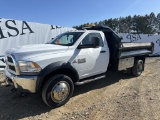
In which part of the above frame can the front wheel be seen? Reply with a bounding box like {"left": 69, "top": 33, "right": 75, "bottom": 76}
{"left": 42, "top": 74, "right": 74, "bottom": 107}
{"left": 132, "top": 60, "right": 144, "bottom": 77}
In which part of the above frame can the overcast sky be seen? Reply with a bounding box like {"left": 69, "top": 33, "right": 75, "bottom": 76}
{"left": 0, "top": 0, "right": 160, "bottom": 27}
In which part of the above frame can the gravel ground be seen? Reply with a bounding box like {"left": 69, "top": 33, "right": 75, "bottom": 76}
{"left": 0, "top": 57, "right": 160, "bottom": 120}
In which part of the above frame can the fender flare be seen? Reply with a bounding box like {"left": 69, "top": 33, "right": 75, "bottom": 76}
{"left": 36, "top": 61, "right": 79, "bottom": 91}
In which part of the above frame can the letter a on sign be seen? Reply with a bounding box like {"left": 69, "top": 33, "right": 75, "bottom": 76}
{"left": 21, "top": 21, "right": 34, "bottom": 35}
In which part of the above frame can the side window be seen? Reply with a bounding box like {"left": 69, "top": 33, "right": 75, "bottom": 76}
{"left": 81, "top": 34, "right": 92, "bottom": 45}
{"left": 81, "top": 33, "right": 104, "bottom": 47}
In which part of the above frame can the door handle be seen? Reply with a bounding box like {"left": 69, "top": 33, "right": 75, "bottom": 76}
{"left": 100, "top": 51, "right": 106, "bottom": 53}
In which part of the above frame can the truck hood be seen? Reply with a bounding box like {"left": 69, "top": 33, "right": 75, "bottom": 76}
{"left": 6, "top": 44, "right": 69, "bottom": 60}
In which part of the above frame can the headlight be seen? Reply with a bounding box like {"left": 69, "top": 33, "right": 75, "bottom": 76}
{"left": 18, "top": 61, "right": 41, "bottom": 73}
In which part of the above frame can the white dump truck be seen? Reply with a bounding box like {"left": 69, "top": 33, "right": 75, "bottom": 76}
{"left": 4, "top": 25, "right": 154, "bottom": 107}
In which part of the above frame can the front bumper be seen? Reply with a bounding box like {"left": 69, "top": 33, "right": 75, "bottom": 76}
{"left": 5, "top": 68, "right": 38, "bottom": 93}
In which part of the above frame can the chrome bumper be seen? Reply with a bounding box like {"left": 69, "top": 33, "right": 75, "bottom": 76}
{"left": 4, "top": 68, "right": 37, "bottom": 93}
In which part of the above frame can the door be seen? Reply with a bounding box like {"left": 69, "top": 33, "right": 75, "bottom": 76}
{"left": 75, "top": 33, "right": 109, "bottom": 79}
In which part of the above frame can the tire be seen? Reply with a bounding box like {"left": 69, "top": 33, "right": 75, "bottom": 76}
{"left": 42, "top": 74, "right": 74, "bottom": 108}
{"left": 132, "top": 60, "right": 144, "bottom": 77}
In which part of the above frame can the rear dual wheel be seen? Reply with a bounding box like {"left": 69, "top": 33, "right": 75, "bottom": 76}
{"left": 127, "top": 59, "right": 144, "bottom": 77}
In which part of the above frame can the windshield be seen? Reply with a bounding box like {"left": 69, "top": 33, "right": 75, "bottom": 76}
{"left": 49, "top": 32, "right": 84, "bottom": 46}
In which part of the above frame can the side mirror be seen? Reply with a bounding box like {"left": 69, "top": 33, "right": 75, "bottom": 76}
{"left": 92, "top": 37, "right": 99, "bottom": 48}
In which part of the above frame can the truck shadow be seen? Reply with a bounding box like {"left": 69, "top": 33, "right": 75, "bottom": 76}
{"left": 0, "top": 71, "right": 133, "bottom": 120}
{"left": 73, "top": 71, "right": 133, "bottom": 97}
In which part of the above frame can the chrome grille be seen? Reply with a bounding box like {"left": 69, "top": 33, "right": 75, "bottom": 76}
{"left": 5, "top": 54, "right": 19, "bottom": 75}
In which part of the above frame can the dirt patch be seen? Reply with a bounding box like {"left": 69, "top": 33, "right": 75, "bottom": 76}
{"left": 0, "top": 57, "right": 160, "bottom": 120}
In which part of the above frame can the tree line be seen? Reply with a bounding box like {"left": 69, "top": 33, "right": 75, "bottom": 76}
{"left": 73, "top": 12, "right": 160, "bottom": 34}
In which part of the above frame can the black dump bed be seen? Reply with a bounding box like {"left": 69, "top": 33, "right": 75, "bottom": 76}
{"left": 84, "top": 25, "right": 154, "bottom": 71}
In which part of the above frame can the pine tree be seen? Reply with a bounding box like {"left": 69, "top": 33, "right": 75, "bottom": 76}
{"left": 73, "top": 12, "right": 160, "bottom": 34}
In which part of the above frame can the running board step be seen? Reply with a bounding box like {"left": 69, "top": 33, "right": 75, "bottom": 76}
{"left": 75, "top": 75, "right": 105, "bottom": 85}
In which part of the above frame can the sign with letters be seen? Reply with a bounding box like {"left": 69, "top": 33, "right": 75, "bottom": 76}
{"left": 0, "top": 20, "right": 34, "bottom": 39}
